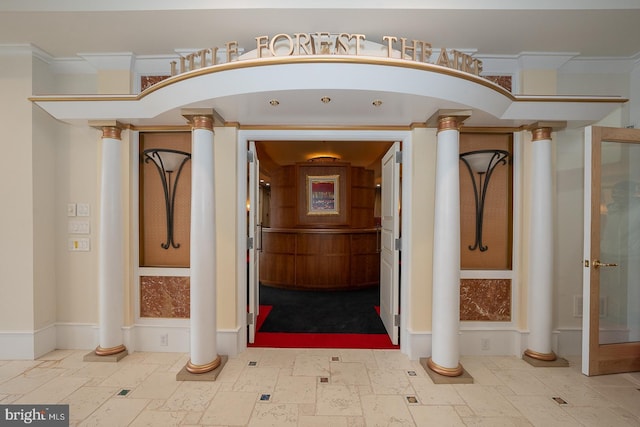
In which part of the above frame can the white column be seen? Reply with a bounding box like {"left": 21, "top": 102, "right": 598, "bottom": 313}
{"left": 524, "top": 127, "right": 556, "bottom": 361}
{"left": 187, "top": 115, "right": 221, "bottom": 374}
{"left": 428, "top": 116, "right": 463, "bottom": 376}
{"left": 96, "top": 126, "right": 126, "bottom": 356}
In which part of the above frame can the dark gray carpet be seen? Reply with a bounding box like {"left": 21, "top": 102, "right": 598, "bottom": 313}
{"left": 258, "top": 285, "right": 387, "bottom": 334}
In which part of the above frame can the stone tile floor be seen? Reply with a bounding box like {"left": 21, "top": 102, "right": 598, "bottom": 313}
{"left": 1, "top": 348, "right": 639, "bottom": 426}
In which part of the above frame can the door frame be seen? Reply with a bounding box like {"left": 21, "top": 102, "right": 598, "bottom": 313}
{"left": 583, "top": 125, "right": 640, "bottom": 375}
{"left": 236, "top": 129, "right": 413, "bottom": 354}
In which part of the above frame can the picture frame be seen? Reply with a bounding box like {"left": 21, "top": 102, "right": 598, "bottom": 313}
{"left": 307, "top": 175, "right": 339, "bottom": 215}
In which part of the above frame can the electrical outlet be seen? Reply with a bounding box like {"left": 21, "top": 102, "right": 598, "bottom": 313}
{"left": 481, "top": 338, "right": 490, "bottom": 351}
{"left": 160, "top": 333, "right": 168, "bottom": 346}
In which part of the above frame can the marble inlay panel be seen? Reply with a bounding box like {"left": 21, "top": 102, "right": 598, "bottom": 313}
{"left": 460, "top": 279, "right": 511, "bottom": 321}
{"left": 484, "top": 75, "right": 513, "bottom": 92}
{"left": 140, "top": 276, "right": 190, "bottom": 318}
{"left": 140, "top": 75, "right": 170, "bottom": 91}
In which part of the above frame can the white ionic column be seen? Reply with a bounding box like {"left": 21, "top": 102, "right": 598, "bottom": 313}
{"left": 428, "top": 116, "right": 464, "bottom": 377}
{"left": 96, "top": 126, "right": 127, "bottom": 356}
{"left": 187, "top": 115, "right": 221, "bottom": 374}
{"left": 524, "top": 127, "right": 556, "bottom": 361}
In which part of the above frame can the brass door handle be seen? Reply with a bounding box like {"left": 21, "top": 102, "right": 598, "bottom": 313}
{"left": 593, "top": 260, "right": 619, "bottom": 268}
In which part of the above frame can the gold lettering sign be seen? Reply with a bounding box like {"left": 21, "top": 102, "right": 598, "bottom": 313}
{"left": 168, "top": 32, "right": 483, "bottom": 80}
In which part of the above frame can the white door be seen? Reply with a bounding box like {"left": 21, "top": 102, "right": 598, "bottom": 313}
{"left": 380, "top": 142, "right": 401, "bottom": 344}
{"left": 582, "top": 126, "right": 640, "bottom": 375}
{"left": 248, "top": 141, "right": 260, "bottom": 343}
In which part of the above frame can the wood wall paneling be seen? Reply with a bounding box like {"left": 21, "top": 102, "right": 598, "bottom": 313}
{"left": 139, "top": 132, "right": 192, "bottom": 267}
{"left": 459, "top": 133, "right": 513, "bottom": 270}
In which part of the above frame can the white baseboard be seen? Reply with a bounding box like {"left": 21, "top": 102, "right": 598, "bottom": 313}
{"left": 405, "top": 328, "right": 582, "bottom": 361}
{"left": 0, "top": 331, "right": 36, "bottom": 359}
{"left": 0, "top": 324, "right": 57, "bottom": 360}
{"left": 34, "top": 324, "right": 57, "bottom": 358}
{"left": 54, "top": 323, "right": 243, "bottom": 357}
{"left": 2, "top": 324, "right": 581, "bottom": 361}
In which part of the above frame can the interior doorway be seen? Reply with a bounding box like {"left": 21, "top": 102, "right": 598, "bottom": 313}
{"left": 246, "top": 138, "right": 399, "bottom": 348}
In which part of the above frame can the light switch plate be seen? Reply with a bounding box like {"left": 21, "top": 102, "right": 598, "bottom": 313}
{"left": 77, "top": 203, "right": 90, "bottom": 217}
{"left": 68, "top": 238, "right": 90, "bottom": 252}
{"left": 68, "top": 220, "right": 90, "bottom": 234}
{"left": 67, "top": 203, "right": 77, "bottom": 217}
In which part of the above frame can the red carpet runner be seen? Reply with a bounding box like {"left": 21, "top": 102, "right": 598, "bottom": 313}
{"left": 249, "top": 305, "right": 399, "bottom": 349}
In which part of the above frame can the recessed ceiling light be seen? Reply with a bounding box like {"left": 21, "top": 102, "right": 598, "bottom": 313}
{"left": 269, "top": 99, "right": 280, "bottom": 106}
{"left": 372, "top": 99, "right": 383, "bottom": 107}
{"left": 321, "top": 96, "right": 331, "bottom": 104}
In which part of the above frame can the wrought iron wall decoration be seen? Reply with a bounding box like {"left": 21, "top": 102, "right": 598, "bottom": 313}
{"left": 459, "top": 149, "right": 509, "bottom": 252}
{"left": 143, "top": 148, "right": 191, "bottom": 249}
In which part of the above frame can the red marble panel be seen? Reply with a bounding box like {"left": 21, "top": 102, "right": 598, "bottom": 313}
{"left": 460, "top": 279, "right": 511, "bottom": 321}
{"left": 140, "top": 75, "right": 170, "bottom": 92}
{"left": 140, "top": 276, "right": 190, "bottom": 318}
{"left": 484, "top": 75, "right": 512, "bottom": 92}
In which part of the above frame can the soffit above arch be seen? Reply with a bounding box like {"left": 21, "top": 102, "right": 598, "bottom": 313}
{"left": 32, "top": 56, "right": 626, "bottom": 129}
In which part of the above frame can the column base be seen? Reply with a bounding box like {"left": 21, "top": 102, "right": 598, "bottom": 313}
{"left": 523, "top": 351, "right": 570, "bottom": 368}
{"left": 523, "top": 348, "right": 556, "bottom": 361}
{"left": 420, "top": 358, "right": 473, "bottom": 384}
{"left": 186, "top": 355, "right": 222, "bottom": 374}
{"left": 83, "top": 345, "right": 128, "bottom": 362}
{"left": 177, "top": 355, "right": 228, "bottom": 381}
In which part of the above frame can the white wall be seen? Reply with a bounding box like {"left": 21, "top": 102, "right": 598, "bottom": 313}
{"left": 32, "top": 56, "right": 58, "bottom": 332}
{"left": 631, "top": 62, "right": 640, "bottom": 128}
{"left": 0, "top": 53, "right": 35, "bottom": 334}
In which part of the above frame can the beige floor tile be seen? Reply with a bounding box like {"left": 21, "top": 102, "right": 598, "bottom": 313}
{"left": 330, "top": 362, "right": 370, "bottom": 386}
{"left": 180, "top": 410, "right": 204, "bottom": 424}
{"left": 232, "top": 366, "right": 281, "bottom": 392}
{"left": 98, "top": 363, "right": 158, "bottom": 389}
{"left": 588, "top": 385, "right": 640, "bottom": 418}
{"left": 337, "top": 349, "right": 378, "bottom": 369}
{"left": 0, "top": 361, "right": 43, "bottom": 383}
{"left": 272, "top": 374, "right": 316, "bottom": 404}
{"left": 346, "top": 416, "right": 366, "bottom": 427}
{"left": 68, "top": 362, "right": 121, "bottom": 380}
{"left": 258, "top": 349, "right": 298, "bottom": 368}
{"left": 127, "top": 371, "right": 180, "bottom": 399}
{"left": 460, "top": 416, "right": 534, "bottom": 426}
{"left": 411, "top": 378, "right": 465, "bottom": 405}
{"left": 293, "top": 354, "right": 331, "bottom": 377}
{"left": 0, "top": 367, "right": 62, "bottom": 394}
{"left": 298, "top": 415, "right": 349, "bottom": 427}
{"left": 64, "top": 386, "right": 121, "bottom": 422}
{"left": 494, "top": 369, "right": 555, "bottom": 396}
{"left": 368, "top": 369, "right": 414, "bottom": 395}
{"left": 505, "top": 395, "right": 581, "bottom": 426}
{"left": 562, "top": 405, "right": 640, "bottom": 427}
{"left": 409, "top": 405, "right": 465, "bottom": 426}
{"left": 461, "top": 360, "right": 507, "bottom": 386}
{"left": 455, "top": 385, "right": 522, "bottom": 418}
{"left": 15, "top": 375, "right": 89, "bottom": 404}
{"left": 128, "top": 409, "right": 187, "bottom": 426}
{"left": 373, "top": 350, "right": 414, "bottom": 370}
{"left": 360, "top": 394, "right": 415, "bottom": 426}
{"left": 0, "top": 350, "right": 636, "bottom": 426}
{"left": 316, "top": 384, "right": 362, "bottom": 416}
{"left": 248, "top": 402, "right": 298, "bottom": 426}
{"left": 77, "top": 397, "right": 150, "bottom": 427}
{"left": 214, "top": 358, "right": 247, "bottom": 383}
{"left": 488, "top": 357, "right": 535, "bottom": 371}
{"left": 200, "top": 390, "right": 257, "bottom": 425}
{"left": 160, "top": 380, "right": 221, "bottom": 411}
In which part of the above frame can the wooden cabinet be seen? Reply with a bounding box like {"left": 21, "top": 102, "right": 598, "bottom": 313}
{"left": 260, "top": 228, "right": 380, "bottom": 290}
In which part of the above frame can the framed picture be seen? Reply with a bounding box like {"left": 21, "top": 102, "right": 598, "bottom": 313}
{"left": 307, "top": 175, "right": 339, "bottom": 215}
